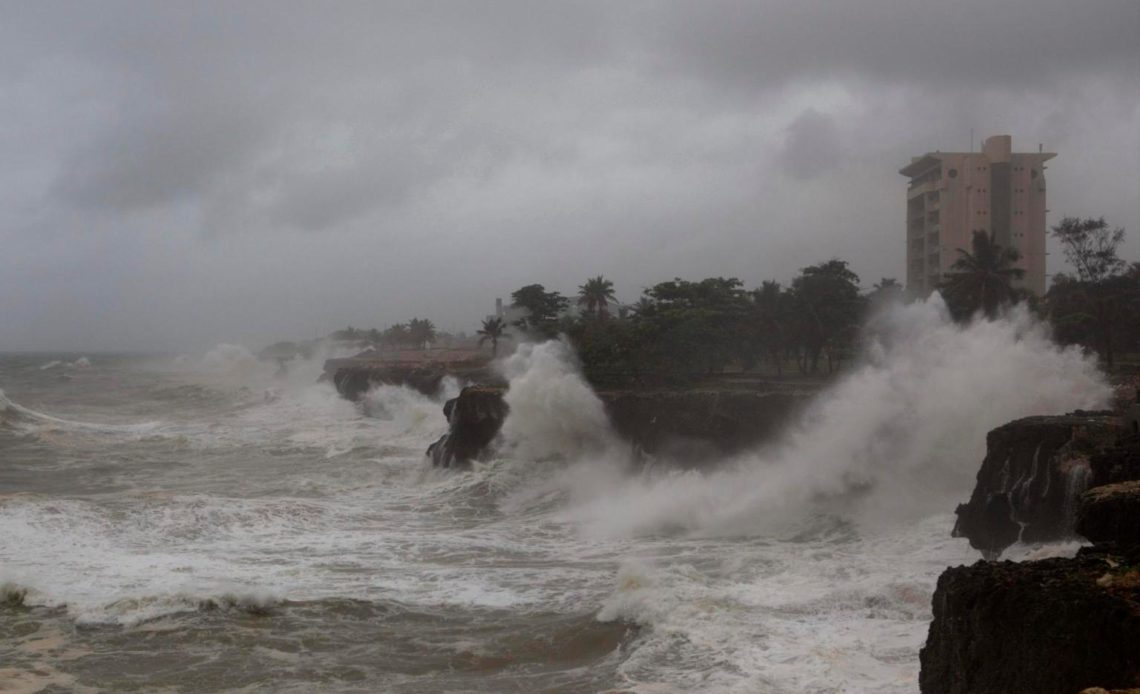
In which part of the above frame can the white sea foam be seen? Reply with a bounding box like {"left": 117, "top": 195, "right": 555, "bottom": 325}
{"left": 0, "top": 387, "right": 161, "bottom": 434}
{"left": 0, "top": 302, "right": 1112, "bottom": 691}
{"left": 498, "top": 340, "right": 621, "bottom": 461}
{"left": 544, "top": 297, "right": 1108, "bottom": 538}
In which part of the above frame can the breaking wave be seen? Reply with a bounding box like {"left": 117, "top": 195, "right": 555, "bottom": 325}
{"left": 0, "top": 387, "right": 161, "bottom": 434}
{"left": 495, "top": 296, "right": 1109, "bottom": 538}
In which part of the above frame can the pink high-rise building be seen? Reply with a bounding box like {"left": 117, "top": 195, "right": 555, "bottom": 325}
{"left": 900, "top": 135, "right": 1054, "bottom": 296}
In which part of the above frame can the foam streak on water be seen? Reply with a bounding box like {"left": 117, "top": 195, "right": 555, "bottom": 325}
{"left": 0, "top": 300, "right": 1111, "bottom": 692}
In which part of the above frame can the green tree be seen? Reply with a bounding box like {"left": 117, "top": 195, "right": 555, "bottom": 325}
{"left": 790, "top": 259, "right": 864, "bottom": 373}
{"left": 577, "top": 275, "right": 618, "bottom": 319}
{"left": 747, "top": 280, "right": 790, "bottom": 375}
{"left": 332, "top": 325, "right": 363, "bottom": 341}
{"left": 407, "top": 318, "right": 437, "bottom": 349}
{"left": 1048, "top": 218, "right": 1132, "bottom": 368}
{"left": 639, "top": 277, "right": 751, "bottom": 376}
{"left": 477, "top": 317, "right": 509, "bottom": 357}
{"left": 940, "top": 230, "right": 1025, "bottom": 321}
{"left": 1052, "top": 217, "right": 1127, "bottom": 283}
{"left": 510, "top": 284, "right": 570, "bottom": 337}
{"left": 383, "top": 323, "right": 411, "bottom": 348}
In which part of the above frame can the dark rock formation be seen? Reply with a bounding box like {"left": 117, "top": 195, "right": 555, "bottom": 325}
{"left": 600, "top": 389, "right": 811, "bottom": 461}
{"left": 329, "top": 362, "right": 500, "bottom": 400}
{"left": 951, "top": 412, "right": 1120, "bottom": 559}
{"left": 1077, "top": 480, "right": 1140, "bottom": 547}
{"left": 421, "top": 385, "right": 814, "bottom": 469}
{"left": 1091, "top": 434, "right": 1140, "bottom": 488}
{"left": 334, "top": 365, "right": 444, "bottom": 400}
{"left": 427, "top": 386, "right": 509, "bottom": 468}
{"left": 922, "top": 418, "right": 1140, "bottom": 692}
{"left": 920, "top": 546, "right": 1140, "bottom": 694}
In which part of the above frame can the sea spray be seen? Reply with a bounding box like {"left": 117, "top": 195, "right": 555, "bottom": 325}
{"left": 504, "top": 296, "right": 1109, "bottom": 537}
{"left": 497, "top": 341, "right": 621, "bottom": 461}
{"left": 489, "top": 341, "right": 632, "bottom": 514}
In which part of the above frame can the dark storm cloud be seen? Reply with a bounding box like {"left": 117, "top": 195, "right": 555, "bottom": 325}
{"left": 0, "top": 1, "right": 1137, "bottom": 351}
{"left": 651, "top": 0, "right": 1140, "bottom": 92}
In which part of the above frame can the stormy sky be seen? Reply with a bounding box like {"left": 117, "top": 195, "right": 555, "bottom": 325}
{"left": 2, "top": 1, "right": 1137, "bottom": 352}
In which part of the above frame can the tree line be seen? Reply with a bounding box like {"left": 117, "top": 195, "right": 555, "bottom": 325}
{"left": 497, "top": 261, "right": 885, "bottom": 387}
{"left": 492, "top": 216, "right": 1137, "bottom": 386}
{"left": 330, "top": 317, "right": 439, "bottom": 350}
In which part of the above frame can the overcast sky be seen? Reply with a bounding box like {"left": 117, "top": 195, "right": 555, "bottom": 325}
{"left": 2, "top": 1, "right": 1138, "bottom": 352}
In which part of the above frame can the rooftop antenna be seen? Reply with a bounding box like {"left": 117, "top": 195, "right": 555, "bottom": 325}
{"left": 970, "top": 128, "right": 974, "bottom": 153}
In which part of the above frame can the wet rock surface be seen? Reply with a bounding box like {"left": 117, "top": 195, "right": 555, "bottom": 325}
{"left": 326, "top": 355, "right": 499, "bottom": 401}
{"left": 1078, "top": 480, "right": 1140, "bottom": 548}
{"left": 1091, "top": 434, "right": 1140, "bottom": 488}
{"left": 951, "top": 413, "right": 1120, "bottom": 559}
{"left": 427, "top": 386, "right": 509, "bottom": 468}
{"left": 599, "top": 389, "right": 811, "bottom": 461}
{"left": 923, "top": 421, "right": 1140, "bottom": 692}
{"left": 334, "top": 366, "right": 448, "bottom": 400}
{"left": 919, "top": 546, "right": 1140, "bottom": 694}
{"left": 421, "top": 386, "right": 814, "bottom": 467}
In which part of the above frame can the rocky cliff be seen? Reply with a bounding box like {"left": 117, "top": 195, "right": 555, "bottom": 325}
{"left": 426, "top": 386, "right": 509, "bottom": 468}
{"left": 327, "top": 359, "right": 500, "bottom": 400}
{"left": 951, "top": 412, "right": 1120, "bottom": 559}
{"left": 421, "top": 384, "right": 814, "bottom": 468}
{"left": 921, "top": 432, "right": 1140, "bottom": 693}
{"left": 919, "top": 546, "right": 1140, "bottom": 694}
{"left": 600, "top": 388, "right": 810, "bottom": 460}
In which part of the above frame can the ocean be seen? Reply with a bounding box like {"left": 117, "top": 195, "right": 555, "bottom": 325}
{"left": 0, "top": 301, "right": 1112, "bottom": 692}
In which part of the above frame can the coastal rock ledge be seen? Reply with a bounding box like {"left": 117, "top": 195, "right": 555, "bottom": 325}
{"left": 922, "top": 432, "right": 1140, "bottom": 693}
{"left": 951, "top": 412, "right": 1121, "bottom": 560}
{"left": 421, "top": 384, "right": 814, "bottom": 468}
{"left": 919, "top": 546, "right": 1140, "bottom": 694}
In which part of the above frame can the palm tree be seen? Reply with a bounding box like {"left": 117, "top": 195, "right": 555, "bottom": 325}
{"left": 406, "top": 318, "right": 437, "bottom": 349}
{"left": 477, "top": 317, "right": 509, "bottom": 357}
{"left": 577, "top": 275, "right": 617, "bottom": 319}
{"left": 940, "top": 230, "right": 1025, "bottom": 320}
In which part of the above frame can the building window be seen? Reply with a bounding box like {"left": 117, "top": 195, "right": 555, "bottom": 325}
{"left": 948, "top": 168, "right": 958, "bottom": 178}
{"left": 1031, "top": 169, "right": 1038, "bottom": 179}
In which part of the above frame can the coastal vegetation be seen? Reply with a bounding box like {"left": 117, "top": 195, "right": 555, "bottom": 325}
{"left": 322, "top": 217, "right": 1136, "bottom": 384}
{"left": 330, "top": 318, "right": 440, "bottom": 350}
{"left": 1046, "top": 217, "right": 1138, "bottom": 370}
{"left": 939, "top": 229, "right": 1026, "bottom": 320}
{"left": 476, "top": 317, "right": 509, "bottom": 357}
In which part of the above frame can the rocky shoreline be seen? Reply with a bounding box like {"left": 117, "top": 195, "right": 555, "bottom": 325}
{"left": 950, "top": 412, "right": 1120, "bottom": 560}
{"left": 328, "top": 358, "right": 818, "bottom": 467}
{"left": 922, "top": 421, "right": 1140, "bottom": 692}
{"left": 331, "top": 356, "right": 1140, "bottom": 690}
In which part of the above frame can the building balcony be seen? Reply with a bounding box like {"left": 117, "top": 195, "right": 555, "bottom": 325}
{"left": 908, "top": 180, "right": 936, "bottom": 198}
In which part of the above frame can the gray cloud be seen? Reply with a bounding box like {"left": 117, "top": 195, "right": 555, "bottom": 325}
{"left": 650, "top": 0, "right": 1140, "bottom": 92}
{"left": 0, "top": 1, "right": 1137, "bottom": 351}
{"left": 778, "top": 109, "right": 844, "bottom": 180}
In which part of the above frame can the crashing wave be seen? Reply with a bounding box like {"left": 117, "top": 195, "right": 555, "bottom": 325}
{"left": 492, "top": 297, "right": 1109, "bottom": 538}
{"left": 0, "top": 387, "right": 160, "bottom": 434}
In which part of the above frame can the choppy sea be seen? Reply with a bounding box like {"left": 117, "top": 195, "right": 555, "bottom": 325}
{"left": 0, "top": 302, "right": 1112, "bottom": 692}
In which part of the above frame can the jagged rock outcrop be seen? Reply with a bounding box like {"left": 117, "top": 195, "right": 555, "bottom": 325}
{"left": 919, "top": 546, "right": 1140, "bottom": 694}
{"left": 600, "top": 389, "right": 810, "bottom": 460}
{"left": 427, "top": 386, "right": 509, "bottom": 468}
{"left": 922, "top": 424, "right": 1140, "bottom": 692}
{"left": 951, "top": 412, "right": 1120, "bottom": 559}
{"left": 421, "top": 386, "right": 814, "bottom": 468}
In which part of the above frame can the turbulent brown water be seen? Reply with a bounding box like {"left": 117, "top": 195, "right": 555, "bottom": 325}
{"left": 0, "top": 302, "right": 1113, "bottom": 693}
